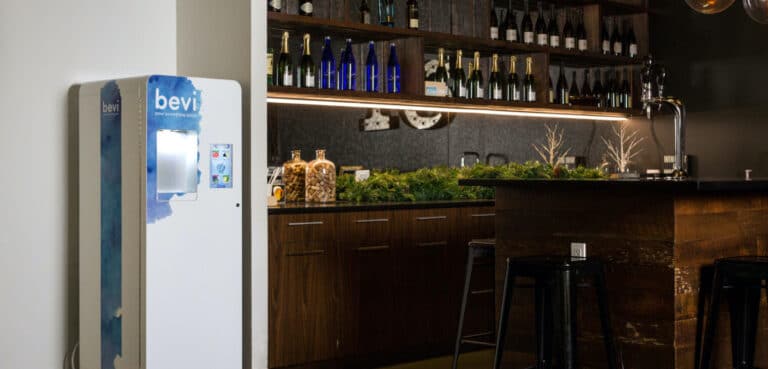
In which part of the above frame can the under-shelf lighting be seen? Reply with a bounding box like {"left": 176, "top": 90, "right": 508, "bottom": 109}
{"left": 267, "top": 96, "right": 628, "bottom": 122}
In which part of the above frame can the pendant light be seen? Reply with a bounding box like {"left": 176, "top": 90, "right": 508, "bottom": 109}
{"left": 685, "top": 0, "right": 736, "bottom": 14}
{"left": 744, "top": 0, "right": 768, "bottom": 23}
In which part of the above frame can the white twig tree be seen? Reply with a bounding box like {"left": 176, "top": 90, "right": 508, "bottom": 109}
{"left": 533, "top": 123, "right": 571, "bottom": 167}
{"left": 601, "top": 123, "right": 644, "bottom": 173}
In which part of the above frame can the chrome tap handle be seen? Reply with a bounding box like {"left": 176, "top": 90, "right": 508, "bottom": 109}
{"left": 641, "top": 56, "right": 655, "bottom": 118}
{"left": 656, "top": 65, "right": 666, "bottom": 99}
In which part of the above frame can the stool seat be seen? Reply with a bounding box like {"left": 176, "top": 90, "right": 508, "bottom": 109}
{"left": 468, "top": 239, "right": 496, "bottom": 248}
{"left": 510, "top": 255, "right": 601, "bottom": 269}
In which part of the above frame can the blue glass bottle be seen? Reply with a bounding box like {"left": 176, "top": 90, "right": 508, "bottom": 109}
{"left": 340, "top": 39, "right": 356, "bottom": 91}
{"left": 364, "top": 41, "right": 378, "bottom": 92}
{"left": 337, "top": 47, "right": 345, "bottom": 90}
{"left": 320, "top": 36, "right": 335, "bottom": 89}
{"left": 386, "top": 43, "right": 401, "bottom": 93}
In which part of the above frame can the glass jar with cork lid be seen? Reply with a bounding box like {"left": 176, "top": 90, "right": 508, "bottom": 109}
{"left": 305, "top": 149, "right": 336, "bottom": 203}
{"left": 282, "top": 150, "right": 307, "bottom": 202}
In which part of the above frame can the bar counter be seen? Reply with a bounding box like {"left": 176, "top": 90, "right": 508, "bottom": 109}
{"left": 460, "top": 178, "right": 768, "bottom": 369}
{"left": 268, "top": 199, "right": 494, "bottom": 214}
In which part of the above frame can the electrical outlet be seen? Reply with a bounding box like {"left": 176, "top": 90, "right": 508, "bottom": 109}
{"left": 571, "top": 242, "right": 587, "bottom": 258}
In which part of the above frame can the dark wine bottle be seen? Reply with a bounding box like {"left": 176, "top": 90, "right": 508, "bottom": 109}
{"left": 605, "top": 69, "right": 617, "bottom": 108}
{"left": 432, "top": 47, "right": 449, "bottom": 83}
{"left": 548, "top": 5, "right": 560, "bottom": 48}
{"left": 548, "top": 76, "right": 555, "bottom": 103}
{"left": 576, "top": 9, "right": 588, "bottom": 52}
{"left": 386, "top": 43, "right": 401, "bottom": 93}
{"left": 506, "top": 55, "right": 521, "bottom": 101}
{"left": 267, "top": 48, "right": 274, "bottom": 85}
{"left": 268, "top": 0, "right": 282, "bottom": 12}
{"left": 453, "top": 50, "right": 467, "bottom": 98}
{"left": 407, "top": 0, "right": 419, "bottom": 29}
{"left": 506, "top": 3, "right": 519, "bottom": 42}
{"left": 297, "top": 33, "right": 316, "bottom": 88}
{"left": 276, "top": 32, "right": 293, "bottom": 87}
{"left": 556, "top": 64, "right": 568, "bottom": 105}
{"left": 626, "top": 23, "right": 638, "bottom": 58}
{"left": 522, "top": 0, "right": 534, "bottom": 44}
{"left": 535, "top": 2, "right": 548, "bottom": 46}
{"left": 563, "top": 9, "right": 576, "bottom": 50}
{"left": 569, "top": 71, "right": 580, "bottom": 103}
{"left": 299, "top": 0, "right": 313, "bottom": 16}
{"left": 468, "top": 51, "right": 484, "bottom": 99}
{"left": 581, "top": 69, "right": 592, "bottom": 99}
{"left": 360, "top": 0, "right": 371, "bottom": 24}
{"left": 380, "top": 0, "right": 395, "bottom": 27}
{"left": 364, "top": 41, "right": 378, "bottom": 92}
{"left": 320, "top": 37, "right": 335, "bottom": 89}
{"left": 601, "top": 18, "right": 611, "bottom": 55}
{"left": 592, "top": 69, "right": 604, "bottom": 107}
{"left": 488, "top": 54, "right": 503, "bottom": 100}
{"left": 340, "top": 39, "right": 356, "bottom": 91}
{"left": 524, "top": 56, "right": 536, "bottom": 102}
{"left": 490, "top": 7, "right": 500, "bottom": 40}
{"left": 611, "top": 18, "right": 622, "bottom": 56}
{"left": 620, "top": 68, "right": 632, "bottom": 108}
{"left": 337, "top": 47, "right": 345, "bottom": 90}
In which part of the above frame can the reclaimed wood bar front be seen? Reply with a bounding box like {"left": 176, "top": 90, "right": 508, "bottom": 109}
{"left": 461, "top": 179, "right": 768, "bottom": 369}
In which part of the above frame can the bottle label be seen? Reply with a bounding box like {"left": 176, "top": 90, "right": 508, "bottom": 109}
{"left": 409, "top": 18, "right": 419, "bottom": 28}
{"left": 459, "top": 86, "right": 467, "bottom": 98}
{"left": 270, "top": 0, "right": 282, "bottom": 10}
{"left": 629, "top": 44, "right": 638, "bottom": 57}
{"left": 506, "top": 29, "right": 518, "bottom": 42}
{"left": 267, "top": 53, "right": 273, "bottom": 75}
{"left": 524, "top": 31, "right": 534, "bottom": 44}
{"left": 613, "top": 42, "right": 622, "bottom": 55}
{"left": 565, "top": 37, "right": 576, "bottom": 50}
{"left": 537, "top": 34, "right": 548, "bottom": 46}
{"left": 300, "top": 2, "right": 313, "bottom": 13}
{"left": 306, "top": 72, "right": 315, "bottom": 88}
{"left": 578, "top": 39, "right": 588, "bottom": 51}
{"left": 513, "top": 90, "right": 520, "bottom": 101}
{"left": 490, "top": 27, "right": 499, "bottom": 40}
{"left": 550, "top": 36, "right": 560, "bottom": 47}
{"left": 528, "top": 87, "right": 536, "bottom": 102}
{"left": 602, "top": 40, "right": 610, "bottom": 53}
{"left": 477, "top": 87, "right": 484, "bottom": 99}
{"left": 284, "top": 70, "right": 293, "bottom": 86}
{"left": 493, "top": 87, "right": 502, "bottom": 100}
{"left": 548, "top": 90, "right": 554, "bottom": 103}
{"left": 362, "top": 12, "right": 371, "bottom": 24}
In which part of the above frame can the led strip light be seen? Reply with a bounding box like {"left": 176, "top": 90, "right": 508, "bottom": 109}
{"left": 267, "top": 95, "right": 629, "bottom": 122}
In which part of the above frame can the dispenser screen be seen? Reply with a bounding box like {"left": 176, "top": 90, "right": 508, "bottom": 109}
{"left": 210, "top": 144, "right": 233, "bottom": 189}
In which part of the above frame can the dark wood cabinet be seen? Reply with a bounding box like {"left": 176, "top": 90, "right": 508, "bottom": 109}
{"left": 268, "top": 203, "right": 495, "bottom": 368}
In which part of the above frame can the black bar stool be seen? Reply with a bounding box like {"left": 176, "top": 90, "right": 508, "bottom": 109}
{"left": 493, "top": 256, "right": 620, "bottom": 369}
{"left": 698, "top": 256, "right": 768, "bottom": 369}
{"left": 452, "top": 239, "right": 497, "bottom": 369}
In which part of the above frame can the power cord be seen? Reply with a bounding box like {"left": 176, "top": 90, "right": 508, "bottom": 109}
{"left": 65, "top": 341, "right": 79, "bottom": 369}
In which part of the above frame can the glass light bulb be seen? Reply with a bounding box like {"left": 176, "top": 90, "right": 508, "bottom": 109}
{"left": 685, "top": 0, "right": 736, "bottom": 14}
{"left": 744, "top": 0, "right": 768, "bottom": 23}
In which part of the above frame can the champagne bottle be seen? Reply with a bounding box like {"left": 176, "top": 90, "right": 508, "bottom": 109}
{"left": 276, "top": 31, "right": 293, "bottom": 87}
{"left": 563, "top": 9, "right": 575, "bottom": 50}
{"left": 556, "top": 63, "right": 568, "bottom": 105}
{"left": 364, "top": 41, "right": 378, "bottom": 92}
{"left": 488, "top": 54, "right": 503, "bottom": 100}
{"left": 453, "top": 50, "right": 467, "bottom": 98}
{"left": 267, "top": 48, "right": 274, "bottom": 85}
{"left": 524, "top": 56, "right": 536, "bottom": 102}
{"left": 297, "top": 33, "right": 316, "bottom": 88}
{"left": 626, "top": 23, "right": 638, "bottom": 58}
{"left": 569, "top": 70, "right": 580, "bottom": 104}
{"left": 360, "top": 0, "right": 371, "bottom": 24}
{"left": 581, "top": 69, "right": 592, "bottom": 100}
{"left": 468, "top": 51, "right": 484, "bottom": 99}
{"left": 268, "top": 0, "right": 282, "bottom": 12}
{"left": 380, "top": 0, "right": 395, "bottom": 27}
{"left": 505, "top": 2, "right": 519, "bottom": 42}
{"left": 506, "top": 55, "right": 521, "bottom": 102}
{"left": 340, "top": 39, "right": 356, "bottom": 91}
{"left": 522, "top": 0, "right": 534, "bottom": 44}
{"left": 611, "top": 18, "right": 622, "bottom": 56}
{"left": 548, "top": 76, "right": 555, "bottom": 103}
{"left": 299, "top": 0, "right": 313, "bottom": 16}
{"left": 535, "top": 2, "right": 548, "bottom": 46}
{"left": 407, "top": 0, "right": 419, "bottom": 29}
{"left": 432, "top": 47, "right": 449, "bottom": 83}
{"left": 548, "top": 5, "right": 560, "bottom": 48}
{"left": 490, "top": 7, "right": 500, "bottom": 40}
{"left": 605, "top": 69, "right": 616, "bottom": 108}
{"left": 601, "top": 18, "right": 611, "bottom": 55}
{"left": 386, "top": 43, "right": 401, "bottom": 93}
{"left": 593, "top": 69, "right": 604, "bottom": 108}
{"left": 320, "top": 37, "right": 336, "bottom": 89}
{"left": 576, "top": 9, "right": 588, "bottom": 52}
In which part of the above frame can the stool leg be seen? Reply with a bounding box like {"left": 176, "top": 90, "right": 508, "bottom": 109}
{"left": 595, "top": 265, "right": 619, "bottom": 369}
{"left": 493, "top": 258, "right": 515, "bottom": 369}
{"left": 560, "top": 269, "right": 577, "bottom": 369}
{"left": 726, "top": 282, "right": 761, "bottom": 369}
{"left": 534, "top": 278, "right": 553, "bottom": 369}
{"left": 699, "top": 267, "right": 724, "bottom": 369}
{"left": 452, "top": 248, "right": 476, "bottom": 369}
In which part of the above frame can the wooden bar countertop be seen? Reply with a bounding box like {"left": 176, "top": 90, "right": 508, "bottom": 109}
{"left": 460, "top": 178, "right": 768, "bottom": 369}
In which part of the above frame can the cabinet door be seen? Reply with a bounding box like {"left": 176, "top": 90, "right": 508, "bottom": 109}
{"left": 268, "top": 214, "right": 338, "bottom": 368}
{"left": 456, "top": 206, "right": 497, "bottom": 340}
{"left": 338, "top": 211, "right": 396, "bottom": 356}
{"left": 396, "top": 208, "right": 458, "bottom": 351}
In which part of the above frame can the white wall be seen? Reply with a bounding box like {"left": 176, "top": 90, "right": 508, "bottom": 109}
{"left": 0, "top": 1, "right": 177, "bottom": 368}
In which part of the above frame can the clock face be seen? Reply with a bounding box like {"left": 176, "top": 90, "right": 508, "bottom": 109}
{"left": 401, "top": 110, "right": 446, "bottom": 130}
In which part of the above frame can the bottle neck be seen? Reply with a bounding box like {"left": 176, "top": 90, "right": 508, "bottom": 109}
{"left": 282, "top": 34, "right": 289, "bottom": 53}
{"left": 456, "top": 52, "right": 463, "bottom": 69}
{"left": 510, "top": 57, "right": 516, "bottom": 74}
{"left": 303, "top": 36, "right": 311, "bottom": 56}
{"left": 315, "top": 150, "right": 326, "bottom": 160}
{"left": 526, "top": 59, "right": 532, "bottom": 75}
{"left": 438, "top": 50, "right": 445, "bottom": 67}
{"left": 474, "top": 54, "right": 480, "bottom": 71}
{"left": 491, "top": 55, "right": 498, "bottom": 73}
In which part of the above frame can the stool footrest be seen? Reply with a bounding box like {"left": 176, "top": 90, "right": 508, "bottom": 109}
{"left": 460, "top": 339, "right": 496, "bottom": 348}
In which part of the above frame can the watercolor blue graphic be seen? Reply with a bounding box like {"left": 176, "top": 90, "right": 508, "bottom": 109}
{"left": 146, "top": 75, "right": 202, "bottom": 223}
{"left": 100, "top": 81, "right": 122, "bottom": 369}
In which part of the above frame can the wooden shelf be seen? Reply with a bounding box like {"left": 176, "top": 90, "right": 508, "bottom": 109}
{"left": 268, "top": 12, "right": 643, "bottom": 67}
{"left": 267, "top": 86, "right": 639, "bottom": 120}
